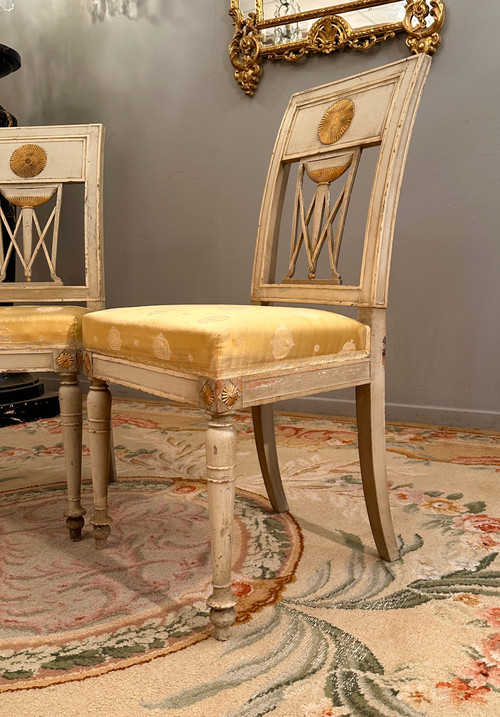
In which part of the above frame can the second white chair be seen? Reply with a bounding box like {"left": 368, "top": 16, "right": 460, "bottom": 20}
{"left": 0, "top": 124, "right": 105, "bottom": 540}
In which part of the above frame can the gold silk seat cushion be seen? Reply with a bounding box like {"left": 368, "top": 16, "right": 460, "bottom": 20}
{"left": 0, "top": 306, "right": 91, "bottom": 349}
{"left": 83, "top": 305, "right": 369, "bottom": 379}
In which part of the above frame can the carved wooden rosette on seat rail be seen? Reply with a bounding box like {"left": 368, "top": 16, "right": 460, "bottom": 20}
{"left": 229, "top": 0, "right": 445, "bottom": 95}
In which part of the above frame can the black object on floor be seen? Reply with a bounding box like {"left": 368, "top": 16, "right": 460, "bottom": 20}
{"left": 0, "top": 375, "right": 59, "bottom": 427}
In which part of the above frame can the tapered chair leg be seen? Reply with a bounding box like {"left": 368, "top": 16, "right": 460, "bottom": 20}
{"left": 205, "top": 414, "right": 238, "bottom": 640}
{"left": 356, "top": 382, "right": 399, "bottom": 562}
{"left": 60, "top": 373, "right": 85, "bottom": 541}
{"left": 87, "top": 378, "right": 113, "bottom": 550}
{"left": 252, "top": 404, "right": 289, "bottom": 513}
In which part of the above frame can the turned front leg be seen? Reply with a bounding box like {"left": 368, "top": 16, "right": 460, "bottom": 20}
{"left": 87, "top": 378, "right": 113, "bottom": 550}
{"left": 206, "top": 414, "right": 238, "bottom": 640}
{"left": 59, "top": 373, "right": 85, "bottom": 540}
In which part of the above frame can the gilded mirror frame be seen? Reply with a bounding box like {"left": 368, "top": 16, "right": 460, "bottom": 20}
{"left": 229, "top": 0, "right": 445, "bottom": 95}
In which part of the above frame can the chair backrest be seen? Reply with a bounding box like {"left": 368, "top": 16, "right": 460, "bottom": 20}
{"left": 0, "top": 124, "right": 104, "bottom": 310}
{"left": 251, "top": 55, "right": 431, "bottom": 309}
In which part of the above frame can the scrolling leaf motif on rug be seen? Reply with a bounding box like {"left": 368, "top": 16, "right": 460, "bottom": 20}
{"left": 139, "top": 421, "right": 500, "bottom": 715}
{"left": 1, "top": 404, "right": 499, "bottom": 715}
{"left": 144, "top": 529, "right": 500, "bottom": 715}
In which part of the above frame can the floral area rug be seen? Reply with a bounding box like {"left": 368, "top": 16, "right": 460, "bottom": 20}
{"left": 0, "top": 399, "right": 499, "bottom": 717}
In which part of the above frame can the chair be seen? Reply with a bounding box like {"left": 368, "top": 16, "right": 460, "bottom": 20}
{"left": 82, "top": 56, "right": 431, "bottom": 639}
{"left": 0, "top": 124, "right": 104, "bottom": 541}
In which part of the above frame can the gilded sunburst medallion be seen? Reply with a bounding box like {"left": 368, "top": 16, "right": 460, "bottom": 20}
{"left": 83, "top": 352, "right": 92, "bottom": 375}
{"left": 318, "top": 99, "right": 354, "bottom": 145}
{"left": 56, "top": 351, "right": 75, "bottom": 370}
{"left": 220, "top": 382, "right": 240, "bottom": 408}
{"left": 10, "top": 144, "right": 47, "bottom": 178}
{"left": 200, "top": 381, "right": 215, "bottom": 407}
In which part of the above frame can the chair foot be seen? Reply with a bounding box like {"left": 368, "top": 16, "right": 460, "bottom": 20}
{"left": 92, "top": 523, "right": 111, "bottom": 550}
{"left": 66, "top": 515, "right": 84, "bottom": 541}
{"left": 209, "top": 605, "right": 236, "bottom": 641}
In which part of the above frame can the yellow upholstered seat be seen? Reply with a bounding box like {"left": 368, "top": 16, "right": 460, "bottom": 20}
{"left": 0, "top": 305, "right": 90, "bottom": 349}
{"left": 82, "top": 304, "right": 368, "bottom": 379}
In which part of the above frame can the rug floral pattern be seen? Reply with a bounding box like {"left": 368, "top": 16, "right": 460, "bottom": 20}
{"left": 0, "top": 476, "right": 302, "bottom": 691}
{"left": 0, "top": 400, "right": 499, "bottom": 716}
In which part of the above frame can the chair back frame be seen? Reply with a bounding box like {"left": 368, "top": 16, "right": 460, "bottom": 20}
{"left": 251, "top": 55, "right": 431, "bottom": 309}
{"left": 0, "top": 124, "right": 104, "bottom": 310}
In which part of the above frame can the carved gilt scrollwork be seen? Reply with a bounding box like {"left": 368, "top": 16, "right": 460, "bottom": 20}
{"left": 228, "top": 2, "right": 445, "bottom": 95}
{"left": 229, "top": 8, "right": 263, "bottom": 96}
{"left": 403, "top": 0, "right": 445, "bottom": 55}
{"left": 308, "top": 15, "right": 351, "bottom": 54}
{"left": 267, "top": 15, "right": 398, "bottom": 64}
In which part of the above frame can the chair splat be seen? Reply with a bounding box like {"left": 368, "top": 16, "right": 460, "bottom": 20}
{"left": 0, "top": 184, "right": 63, "bottom": 283}
{"left": 284, "top": 148, "right": 361, "bottom": 284}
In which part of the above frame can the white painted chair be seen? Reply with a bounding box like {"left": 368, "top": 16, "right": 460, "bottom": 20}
{"left": 0, "top": 124, "right": 105, "bottom": 541}
{"left": 83, "top": 56, "right": 431, "bottom": 639}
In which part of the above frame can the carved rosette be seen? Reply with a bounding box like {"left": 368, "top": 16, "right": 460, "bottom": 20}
{"left": 403, "top": 0, "right": 445, "bottom": 55}
{"left": 10, "top": 144, "right": 47, "bottom": 178}
{"left": 199, "top": 378, "right": 242, "bottom": 413}
{"left": 229, "top": 8, "right": 263, "bottom": 96}
{"left": 318, "top": 99, "right": 354, "bottom": 145}
{"left": 220, "top": 381, "right": 241, "bottom": 408}
{"left": 56, "top": 350, "right": 76, "bottom": 371}
{"left": 200, "top": 380, "right": 216, "bottom": 408}
{"left": 83, "top": 352, "right": 92, "bottom": 375}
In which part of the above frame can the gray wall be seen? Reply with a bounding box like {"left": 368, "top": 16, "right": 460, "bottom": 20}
{"left": 1, "top": 1, "right": 498, "bottom": 429}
